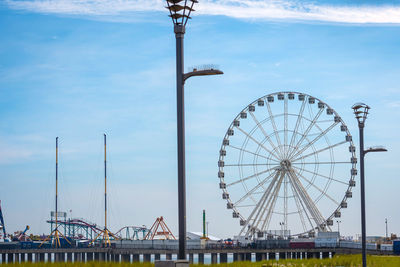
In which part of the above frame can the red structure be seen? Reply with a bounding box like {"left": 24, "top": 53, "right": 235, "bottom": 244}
{"left": 145, "top": 217, "right": 176, "bottom": 240}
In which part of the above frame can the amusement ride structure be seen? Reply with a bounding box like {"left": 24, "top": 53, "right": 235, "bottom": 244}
{"left": 46, "top": 217, "right": 103, "bottom": 240}
{"left": 144, "top": 217, "right": 176, "bottom": 240}
{"left": 90, "top": 134, "right": 118, "bottom": 246}
{"left": 0, "top": 201, "right": 6, "bottom": 240}
{"left": 115, "top": 226, "right": 149, "bottom": 240}
{"left": 218, "top": 92, "right": 357, "bottom": 239}
{"left": 40, "top": 137, "right": 71, "bottom": 248}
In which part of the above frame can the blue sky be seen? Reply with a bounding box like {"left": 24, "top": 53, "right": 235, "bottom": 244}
{"left": 0, "top": 0, "right": 399, "bottom": 239}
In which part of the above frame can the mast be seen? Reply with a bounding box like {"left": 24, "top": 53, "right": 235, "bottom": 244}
{"left": 89, "top": 133, "right": 114, "bottom": 247}
{"left": 104, "top": 134, "right": 107, "bottom": 231}
{"left": 55, "top": 137, "right": 59, "bottom": 246}
{"left": 39, "top": 137, "right": 70, "bottom": 248}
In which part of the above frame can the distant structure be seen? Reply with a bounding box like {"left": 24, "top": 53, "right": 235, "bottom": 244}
{"left": 145, "top": 217, "right": 176, "bottom": 240}
{"left": 14, "top": 225, "right": 30, "bottom": 242}
{"left": 201, "top": 209, "right": 208, "bottom": 240}
{"left": 187, "top": 232, "right": 221, "bottom": 241}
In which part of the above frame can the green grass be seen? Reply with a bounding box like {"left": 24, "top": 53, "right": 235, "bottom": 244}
{"left": 3, "top": 255, "right": 400, "bottom": 267}
{"left": 196, "top": 255, "right": 400, "bottom": 267}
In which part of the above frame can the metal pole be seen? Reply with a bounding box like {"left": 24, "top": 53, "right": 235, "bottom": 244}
{"left": 55, "top": 137, "right": 58, "bottom": 248}
{"left": 359, "top": 125, "right": 367, "bottom": 267}
{"left": 203, "top": 210, "right": 206, "bottom": 239}
{"left": 104, "top": 134, "right": 107, "bottom": 230}
{"left": 175, "top": 24, "right": 186, "bottom": 260}
{"left": 385, "top": 218, "right": 388, "bottom": 241}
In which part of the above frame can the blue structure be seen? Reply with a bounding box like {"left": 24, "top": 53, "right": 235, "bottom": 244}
{"left": 393, "top": 240, "right": 400, "bottom": 255}
{"left": 47, "top": 217, "right": 102, "bottom": 240}
{"left": 0, "top": 201, "right": 6, "bottom": 237}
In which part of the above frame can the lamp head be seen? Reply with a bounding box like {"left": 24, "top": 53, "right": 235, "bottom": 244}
{"left": 166, "top": 0, "right": 198, "bottom": 26}
{"left": 352, "top": 102, "right": 370, "bottom": 126}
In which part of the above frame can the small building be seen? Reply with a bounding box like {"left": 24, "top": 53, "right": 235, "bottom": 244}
{"left": 187, "top": 232, "right": 221, "bottom": 241}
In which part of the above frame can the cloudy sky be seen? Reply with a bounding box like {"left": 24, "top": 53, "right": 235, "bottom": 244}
{"left": 0, "top": 0, "right": 399, "bottom": 239}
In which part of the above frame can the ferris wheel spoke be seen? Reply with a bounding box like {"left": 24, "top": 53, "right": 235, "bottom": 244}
{"left": 287, "top": 108, "right": 324, "bottom": 159}
{"left": 283, "top": 173, "right": 288, "bottom": 232}
{"left": 229, "top": 144, "right": 279, "bottom": 162}
{"left": 266, "top": 101, "right": 284, "bottom": 157}
{"left": 252, "top": 172, "right": 284, "bottom": 232}
{"left": 292, "top": 168, "right": 340, "bottom": 206}
{"left": 227, "top": 167, "right": 277, "bottom": 188}
{"left": 289, "top": 179, "right": 309, "bottom": 232}
{"left": 288, "top": 172, "right": 315, "bottom": 230}
{"left": 259, "top": 172, "right": 285, "bottom": 232}
{"left": 235, "top": 204, "right": 256, "bottom": 208}
{"left": 284, "top": 96, "right": 288, "bottom": 158}
{"left": 224, "top": 163, "right": 278, "bottom": 167}
{"left": 236, "top": 127, "right": 281, "bottom": 161}
{"left": 288, "top": 100, "right": 307, "bottom": 155}
{"left": 291, "top": 140, "right": 347, "bottom": 162}
{"left": 249, "top": 112, "right": 281, "bottom": 157}
{"left": 291, "top": 161, "right": 351, "bottom": 165}
{"left": 287, "top": 170, "right": 325, "bottom": 230}
{"left": 290, "top": 121, "right": 340, "bottom": 160}
{"left": 233, "top": 170, "right": 277, "bottom": 206}
{"left": 240, "top": 171, "right": 281, "bottom": 236}
{"left": 317, "top": 119, "right": 335, "bottom": 123}
{"left": 291, "top": 165, "right": 348, "bottom": 185}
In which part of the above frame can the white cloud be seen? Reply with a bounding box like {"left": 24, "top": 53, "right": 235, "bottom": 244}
{"left": 4, "top": 0, "right": 400, "bottom": 24}
{"left": 386, "top": 101, "right": 400, "bottom": 108}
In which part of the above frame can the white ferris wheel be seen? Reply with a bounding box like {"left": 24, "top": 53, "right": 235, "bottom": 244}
{"left": 218, "top": 92, "right": 357, "bottom": 238}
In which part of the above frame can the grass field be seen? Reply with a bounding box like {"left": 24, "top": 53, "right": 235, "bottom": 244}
{"left": 3, "top": 255, "right": 400, "bottom": 266}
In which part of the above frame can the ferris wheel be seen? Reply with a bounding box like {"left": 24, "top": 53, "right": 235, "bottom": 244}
{"left": 218, "top": 92, "right": 357, "bottom": 238}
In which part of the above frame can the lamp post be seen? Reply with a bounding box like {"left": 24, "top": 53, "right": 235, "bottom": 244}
{"left": 385, "top": 218, "right": 388, "bottom": 241}
{"left": 352, "top": 103, "right": 387, "bottom": 267}
{"left": 166, "top": 0, "right": 223, "bottom": 260}
{"left": 279, "top": 222, "right": 285, "bottom": 238}
{"left": 336, "top": 220, "right": 341, "bottom": 233}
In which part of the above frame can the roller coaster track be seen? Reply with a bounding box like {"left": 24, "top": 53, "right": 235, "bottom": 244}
{"left": 115, "top": 226, "right": 150, "bottom": 240}
{"left": 46, "top": 218, "right": 103, "bottom": 235}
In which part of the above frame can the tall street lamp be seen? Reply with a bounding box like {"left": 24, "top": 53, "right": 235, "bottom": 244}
{"left": 352, "top": 103, "right": 387, "bottom": 267}
{"left": 385, "top": 218, "right": 388, "bottom": 241}
{"left": 279, "top": 222, "right": 285, "bottom": 238}
{"left": 166, "top": 0, "right": 223, "bottom": 261}
{"left": 336, "top": 220, "right": 341, "bottom": 234}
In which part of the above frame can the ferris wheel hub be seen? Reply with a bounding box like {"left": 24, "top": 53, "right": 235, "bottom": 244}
{"left": 280, "top": 159, "right": 291, "bottom": 171}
